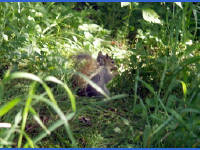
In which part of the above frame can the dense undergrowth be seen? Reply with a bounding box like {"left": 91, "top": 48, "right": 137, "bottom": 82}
{"left": 0, "top": 2, "right": 200, "bottom": 148}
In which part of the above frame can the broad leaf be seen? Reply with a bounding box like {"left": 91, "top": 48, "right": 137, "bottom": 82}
{"left": 121, "top": 2, "right": 131, "bottom": 7}
{"left": 142, "top": 8, "right": 162, "bottom": 25}
{"left": 174, "top": 2, "right": 183, "bottom": 9}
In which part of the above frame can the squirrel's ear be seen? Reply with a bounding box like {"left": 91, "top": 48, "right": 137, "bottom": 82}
{"left": 97, "top": 51, "right": 105, "bottom": 65}
{"left": 98, "top": 51, "right": 103, "bottom": 56}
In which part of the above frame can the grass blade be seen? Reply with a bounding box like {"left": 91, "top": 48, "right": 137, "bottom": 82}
{"left": 18, "top": 82, "right": 36, "bottom": 148}
{"left": 143, "top": 125, "right": 152, "bottom": 147}
{"left": 181, "top": 56, "right": 200, "bottom": 66}
{"left": 181, "top": 108, "right": 200, "bottom": 114}
{"left": 168, "top": 108, "right": 196, "bottom": 137}
{"left": 151, "top": 116, "right": 173, "bottom": 137}
{"left": 0, "top": 138, "right": 13, "bottom": 146}
{"left": 16, "top": 129, "right": 35, "bottom": 148}
{"left": 24, "top": 111, "right": 75, "bottom": 147}
{"left": 89, "top": 94, "right": 128, "bottom": 106}
{"left": 139, "top": 97, "right": 150, "bottom": 126}
{"left": 32, "top": 95, "right": 77, "bottom": 147}
{"left": 5, "top": 110, "right": 22, "bottom": 142}
{"left": 178, "top": 80, "right": 187, "bottom": 101}
{"left": 10, "top": 72, "right": 43, "bottom": 84}
{"left": 134, "top": 69, "right": 139, "bottom": 108}
{"left": 45, "top": 76, "right": 76, "bottom": 112}
{"left": 76, "top": 72, "right": 109, "bottom": 98}
{"left": 0, "top": 97, "right": 21, "bottom": 117}
{"left": 10, "top": 72, "right": 57, "bottom": 105}
{"left": 0, "top": 82, "right": 3, "bottom": 101}
{"left": 138, "top": 78, "right": 155, "bottom": 95}
{"left": 158, "top": 57, "right": 167, "bottom": 97}
{"left": 29, "top": 106, "right": 51, "bottom": 135}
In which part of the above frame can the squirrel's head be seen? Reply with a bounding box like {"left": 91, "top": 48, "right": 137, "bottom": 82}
{"left": 97, "top": 51, "right": 118, "bottom": 75}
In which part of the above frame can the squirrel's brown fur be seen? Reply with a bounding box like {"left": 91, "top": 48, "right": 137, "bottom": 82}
{"left": 72, "top": 51, "right": 118, "bottom": 97}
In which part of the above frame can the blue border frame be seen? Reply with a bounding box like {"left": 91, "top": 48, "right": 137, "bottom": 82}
{"left": 0, "top": 0, "right": 198, "bottom": 2}
{"left": 3, "top": 148, "right": 200, "bottom": 149}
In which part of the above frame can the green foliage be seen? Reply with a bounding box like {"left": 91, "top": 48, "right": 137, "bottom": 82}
{"left": 0, "top": 2, "right": 200, "bottom": 148}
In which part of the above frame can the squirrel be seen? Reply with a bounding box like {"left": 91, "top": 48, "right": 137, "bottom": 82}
{"left": 72, "top": 51, "right": 118, "bottom": 97}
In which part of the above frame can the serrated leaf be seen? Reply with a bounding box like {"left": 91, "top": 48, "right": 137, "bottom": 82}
{"left": 142, "top": 8, "right": 162, "bottom": 25}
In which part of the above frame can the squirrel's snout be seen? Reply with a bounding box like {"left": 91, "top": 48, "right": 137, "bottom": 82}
{"left": 111, "top": 66, "right": 118, "bottom": 71}
{"left": 111, "top": 66, "right": 118, "bottom": 76}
